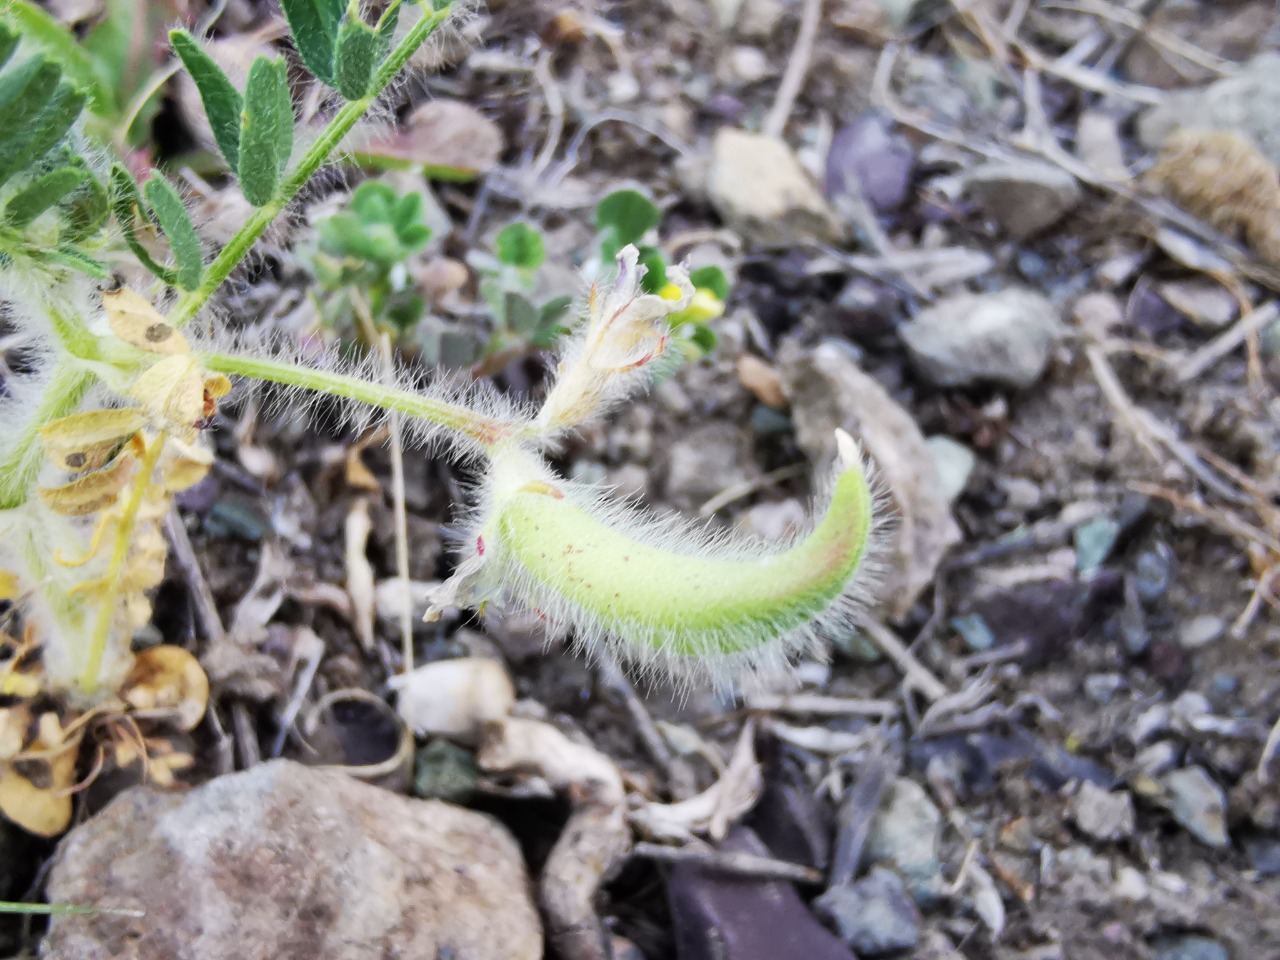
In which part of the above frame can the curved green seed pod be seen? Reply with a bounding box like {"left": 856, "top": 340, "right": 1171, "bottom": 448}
{"left": 474, "top": 430, "right": 879, "bottom": 682}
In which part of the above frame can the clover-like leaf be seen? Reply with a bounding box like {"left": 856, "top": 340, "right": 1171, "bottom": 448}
{"left": 495, "top": 222, "right": 545, "bottom": 271}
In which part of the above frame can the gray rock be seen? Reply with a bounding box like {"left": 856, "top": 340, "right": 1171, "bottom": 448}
{"left": 863, "top": 778, "right": 946, "bottom": 906}
{"left": 815, "top": 867, "right": 921, "bottom": 956}
{"left": 43, "top": 760, "right": 542, "bottom": 960}
{"left": 1139, "top": 53, "right": 1280, "bottom": 167}
{"left": 1159, "top": 766, "right": 1230, "bottom": 847}
{"left": 964, "top": 160, "right": 1083, "bottom": 239}
{"left": 1071, "top": 781, "right": 1136, "bottom": 842}
{"left": 707, "top": 128, "right": 843, "bottom": 246}
{"left": 1178, "top": 615, "right": 1226, "bottom": 650}
{"left": 1083, "top": 673, "right": 1127, "bottom": 706}
{"left": 1154, "top": 935, "right": 1230, "bottom": 960}
{"left": 1074, "top": 515, "right": 1121, "bottom": 575}
{"left": 926, "top": 436, "right": 976, "bottom": 502}
{"left": 900, "top": 289, "right": 1062, "bottom": 389}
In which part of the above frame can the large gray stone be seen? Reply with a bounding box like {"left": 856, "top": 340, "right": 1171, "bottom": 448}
{"left": 43, "top": 760, "right": 542, "bottom": 960}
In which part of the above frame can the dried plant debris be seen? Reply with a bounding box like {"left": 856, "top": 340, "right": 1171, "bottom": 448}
{"left": 1148, "top": 128, "right": 1280, "bottom": 265}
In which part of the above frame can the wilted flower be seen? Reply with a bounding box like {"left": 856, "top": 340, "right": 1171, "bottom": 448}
{"left": 534, "top": 245, "right": 693, "bottom": 434}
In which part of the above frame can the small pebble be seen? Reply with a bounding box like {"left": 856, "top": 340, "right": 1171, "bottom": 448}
{"left": 1160, "top": 766, "right": 1230, "bottom": 847}
{"left": 1153, "top": 935, "right": 1229, "bottom": 960}
{"left": 1074, "top": 516, "right": 1121, "bottom": 575}
{"left": 952, "top": 614, "right": 996, "bottom": 652}
{"left": 1071, "top": 781, "right": 1136, "bottom": 842}
{"left": 1134, "top": 541, "right": 1176, "bottom": 601}
{"left": 1084, "top": 673, "right": 1126, "bottom": 705}
{"left": 864, "top": 779, "right": 946, "bottom": 907}
{"left": 815, "top": 867, "right": 921, "bottom": 956}
{"left": 927, "top": 436, "right": 977, "bottom": 503}
{"left": 1178, "top": 615, "right": 1226, "bottom": 650}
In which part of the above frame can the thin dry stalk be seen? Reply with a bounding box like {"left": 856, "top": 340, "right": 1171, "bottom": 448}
{"left": 763, "top": 0, "right": 822, "bottom": 139}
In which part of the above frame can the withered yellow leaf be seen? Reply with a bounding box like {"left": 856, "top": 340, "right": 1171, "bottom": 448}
{"left": 0, "top": 569, "right": 19, "bottom": 601}
{"left": 103, "top": 288, "right": 189, "bottom": 355}
{"left": 0, "top": 762, "right": 72, "bottom": 835}
{"left": 38, "top": 455, "right": 138, "bottom": 516}
{"left": 128, "top": 355, "right": 204, "bottom": 439}
{"left": 123, "top": 645, "right": 209, "bottom": 732}
{"left": 0, "top": 707, "right": 28, "bottom": 760}
{"left": 39, "top": 408, "right": 146, "bottom": 472}
{"left": 160, "top": 438, "right": 213, "bottom": 492}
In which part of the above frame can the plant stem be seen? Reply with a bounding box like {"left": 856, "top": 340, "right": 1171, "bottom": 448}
{"left": 197, "top": 349, "right": 518, "bottom": 448}
{"left": 167, "top": 1, "right": 455, "bottom": 328}
{"left": 0, "top": 364, "right": 92, "bottom": 510}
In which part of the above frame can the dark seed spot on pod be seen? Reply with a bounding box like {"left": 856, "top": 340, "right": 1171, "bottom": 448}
{"left": 65, "top": 452, "right": 86, "bottom": 469}
{"left": 145, "top": 323, "right": 174, "bottom": 343}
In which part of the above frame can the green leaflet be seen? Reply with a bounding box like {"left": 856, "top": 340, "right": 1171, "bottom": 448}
{"left": 238, "top": 57, "right": 293, "bottom": 207}
{"left": 108, "top": 163, "right": 180, "bottom": 288}
{"left": 143, "top": 176, "right": 203, "bottom": 291}
{"left": 595, "top": 189, "right": 661, "bottom": 260}
{"left": 0, "top": 1, "right": 110, "bottom": 115}
{"left": 491, "top": 434, "right": 874, "bottom": 664}
{"left": 279, "top": 0, "right": 343, "bottom": 85}
{"left": 333, "top": 0, "right": 399, "bottom": 99}
{"left": 0, "top": 83, "right": 86, "bottom": 189}
{"left": 170, "top": 31, "right": 242, "bottom": 170}
{"left": 4, "top": 165, "right": 86, "bottom": 227}
{"left": 495, "top": 222, "right": 545, "bottom": 270}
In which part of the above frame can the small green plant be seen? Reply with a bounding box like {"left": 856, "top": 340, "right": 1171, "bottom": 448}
{"left": 0, "top": 0, "right": 877, "bottom": 839}
{"left": 468, "top": 221, "right": 574, "bottom": 374}
{"left": 311, "top": 180, "right": 434, "bottom": 338}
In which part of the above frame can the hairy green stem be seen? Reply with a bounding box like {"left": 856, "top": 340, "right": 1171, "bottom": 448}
{"left": 198, "top": 349, "right": 517, "bottom": 447}
{"left": 168, "top": 1, "right": 454, "bottom": 328}
{"left": 0, "top": 3, "right": 454, "bottom": 507}
{"left": 0, "top": 364, "right": 92, "bottom": 509}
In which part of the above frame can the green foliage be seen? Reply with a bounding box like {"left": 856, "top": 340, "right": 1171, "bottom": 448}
{"left": 0, "top": 28, "right": 110, "bottom": 279}
{"left": 108, "top": 165, "right": 206, "bottom": 291}
{"left": 239, "top": 58, "right": 294, "bottom": 207}
{"left": 279, "top": 0, "right": 344, "bottom": 86}
{"left": 595, "top": 188, "right": 661, "bottom": 259}
{"left": 335, "top": 0, "right": 399, "bottom": 100}
{"left": 170, "top": 31, "right": 243, "bottom": 171}
{"left": 143, "top": 177, "right": 204, "bottom": 291}
{"left": 472, "top": 221, "right": 573, "bottom": 370}
{"left": 4, "top": 0, "right": 174, "bottom": 148}
{"left": 494, "top": 222, "right": 545, "bottom": 271}
{"left": 4, "top": 166, "right": 86, "bottom": 228}
{"left": 311, "top": 180, "right": 434, "bottom": 336}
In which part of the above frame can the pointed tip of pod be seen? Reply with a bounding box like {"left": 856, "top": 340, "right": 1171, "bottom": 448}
{"left": 834, "top": 427, "right": 859, "bottom": 469}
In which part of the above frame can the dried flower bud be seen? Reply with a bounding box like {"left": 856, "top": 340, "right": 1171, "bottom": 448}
{"left": 535, "top": 245, "right": 693, "bottom": 434}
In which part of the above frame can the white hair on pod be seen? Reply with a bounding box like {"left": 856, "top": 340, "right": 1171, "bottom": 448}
{"left": 433, "top": 435, "right": 893, "bottom": 693}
